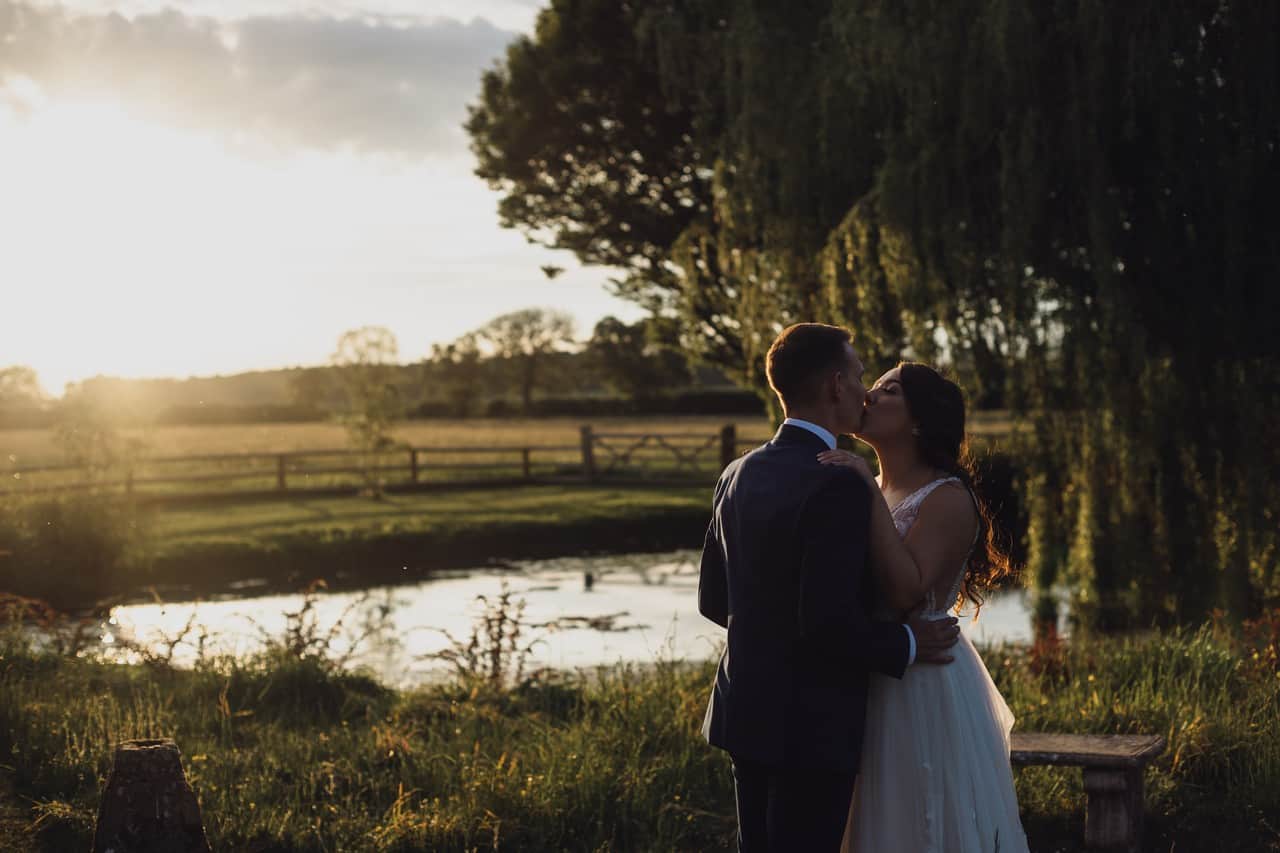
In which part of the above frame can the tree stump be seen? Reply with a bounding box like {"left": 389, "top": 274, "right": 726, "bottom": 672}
{"left": 92, "top": 738, "right": 212, "bottom": 853}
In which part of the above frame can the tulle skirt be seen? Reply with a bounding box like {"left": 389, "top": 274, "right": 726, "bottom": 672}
{"left": 843, "top": 631, "right": 1030, "bottom": 853}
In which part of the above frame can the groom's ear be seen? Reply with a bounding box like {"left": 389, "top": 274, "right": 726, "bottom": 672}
{"left": 827, "top": 370, "right": 845, "bottom": 401}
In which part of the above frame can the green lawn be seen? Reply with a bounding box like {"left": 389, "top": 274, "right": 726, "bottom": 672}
{"left": 151, "top": 485, "right": 710, "bottom": 553}
{"left": 0, "top": 485, "right": 714, "bottom": 608}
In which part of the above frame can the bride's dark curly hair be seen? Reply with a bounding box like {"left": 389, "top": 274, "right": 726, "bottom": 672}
{"left": 897, "top": 362, "right": 1017, "bottom": 612}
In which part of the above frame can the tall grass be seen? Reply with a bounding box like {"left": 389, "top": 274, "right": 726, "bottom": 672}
{"left": 0, "top": 597, "right": 1276, "bottom": 851}
{"left": 0, "top": 591, "right": 732, "bottom": 851}
{"left": 998, "top": 620, "right": 1280, "bottom": 850}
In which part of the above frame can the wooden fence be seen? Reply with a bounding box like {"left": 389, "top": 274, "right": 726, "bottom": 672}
{"left": 3, "top": 425, "right": 771, "bottom": 502}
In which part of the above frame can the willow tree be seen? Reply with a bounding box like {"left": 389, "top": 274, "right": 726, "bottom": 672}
{"left": 650, "top": 0, "right": 1280, "bottom": 627}
{"left": 469, "top": 0, "right": 1278, "bottom": 625}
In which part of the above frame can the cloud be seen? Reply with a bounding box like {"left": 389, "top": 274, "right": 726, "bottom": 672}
{"left": 0, "top": 1, "right": 518, "bottom": 156}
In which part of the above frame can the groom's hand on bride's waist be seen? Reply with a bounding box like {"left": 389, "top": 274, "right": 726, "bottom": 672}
{"left": 905, "top": 606, "right": 961, "bottom": 665}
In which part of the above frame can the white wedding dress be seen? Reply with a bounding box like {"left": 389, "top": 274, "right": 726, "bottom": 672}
{"left": 842, "top": 477, "right": 1030, "bottom": 853}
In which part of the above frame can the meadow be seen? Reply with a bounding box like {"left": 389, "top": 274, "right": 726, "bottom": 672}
{"left": 0, "top": 411, "right": 1016, "bottom": 466}
{"left": 0, "top": 411, "right": 1018, "bottom": 611}
{"left": 0, "top": 593, "right": 1276, "bottom": 852}
{"left": 0, "top": 417, "right": 773, "bottom": 467}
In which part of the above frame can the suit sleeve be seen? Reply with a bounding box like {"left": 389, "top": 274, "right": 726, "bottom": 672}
{"left": 698, "top": 518, "right": 729, "bottom": 628}
{"left": 797, "top": 471, "right": 911, "bottom": 679}
{"left": 698, "top": 475, "right": 729, "bottom": 628}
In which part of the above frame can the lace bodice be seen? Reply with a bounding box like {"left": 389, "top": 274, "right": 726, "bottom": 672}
{"left": 886, "top": 476, "right": 974, "bottom": 616}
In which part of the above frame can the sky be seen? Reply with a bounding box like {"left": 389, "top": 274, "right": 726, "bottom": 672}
{"left": 0, "top": 0, "right": 644, "bottom": 396}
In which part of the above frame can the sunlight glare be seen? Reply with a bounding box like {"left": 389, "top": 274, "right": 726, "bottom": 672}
{"left": 1, "top": 91, "right": 640, "bottom": 396}
{"left": 1, "top": 99, "right": 308, "bottom": 392}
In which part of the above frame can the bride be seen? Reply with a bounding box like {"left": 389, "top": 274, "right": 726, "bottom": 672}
{"left": 818, "top": 362, "right": 1030, "bottom": 853}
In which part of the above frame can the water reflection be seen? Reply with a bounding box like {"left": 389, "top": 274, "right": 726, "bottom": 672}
{"left": 93, "top": 550, "right": 1057, "bottom": 687}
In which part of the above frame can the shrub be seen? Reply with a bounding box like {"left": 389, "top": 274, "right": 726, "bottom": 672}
{"left": 0, "top": 492, "right": 146, "bottom": 611}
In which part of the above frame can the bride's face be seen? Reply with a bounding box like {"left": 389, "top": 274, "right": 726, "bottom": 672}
{"left": 855, "top": 367, "right": 913, "bottom": 442}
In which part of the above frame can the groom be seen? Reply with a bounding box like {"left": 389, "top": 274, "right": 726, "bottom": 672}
{"left": 699, "top": 323, "right": 960, "bottom": 851}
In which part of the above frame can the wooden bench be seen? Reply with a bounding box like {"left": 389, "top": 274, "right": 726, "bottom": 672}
{"left": 1011, "top": 733, "right": 1166, "bottom": 852}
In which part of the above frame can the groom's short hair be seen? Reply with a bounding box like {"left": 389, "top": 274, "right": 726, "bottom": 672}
{"left": 766, "top": 323, "right": 853, "bottom": 407}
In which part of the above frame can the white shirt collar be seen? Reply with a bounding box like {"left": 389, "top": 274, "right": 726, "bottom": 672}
{"left": 782, "top": 418, "right": 837, "bottom": 450}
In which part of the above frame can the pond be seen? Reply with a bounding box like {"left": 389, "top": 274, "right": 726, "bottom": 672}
{"left": 96, "top": 550, "right": 1062, "bottom": 687}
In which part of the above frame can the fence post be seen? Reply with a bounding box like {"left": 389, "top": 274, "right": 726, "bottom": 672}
{"left": 409, "top": 448, "right": 419, "bottom": 484}
{"left": 580, "top": 425, "right": 596, "bottom": 483}
{"left": 92, "top": 738, "right": 212, "bottom": 853}
{"left": 277, "top": 454, "right": 287, "bottom": 491}
{"left": 521, "top": 447, "right": 532, "bottom": 480}
{"left": 719, "top": 424, "right": 737, "bottom": 470}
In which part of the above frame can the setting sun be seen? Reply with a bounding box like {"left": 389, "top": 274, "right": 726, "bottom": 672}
{"left": 3, "top": 98, "right": 319, "bottom": 391}
{"left": 1, "top": 3, "right": 638, "bottom": 396}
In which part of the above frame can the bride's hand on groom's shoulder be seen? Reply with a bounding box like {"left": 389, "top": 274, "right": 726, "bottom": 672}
{"left": 816, "top": 449, "right": 876, "bottom": 484}
{"left": 906, "top": 604, "right": 961, "bottom": 665}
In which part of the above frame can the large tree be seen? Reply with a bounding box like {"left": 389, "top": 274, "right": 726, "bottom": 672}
{"left": 0, "top": 366, "right": 45, "bottom": 407}
{"left": 466, "top": 0, "right": 758, "bottom": 380}
{"left": 473, "top": 0, "right": 1280, "bottom": 626}
{"left": 474, "top": 308, "right": 576, "bottom": 414}
{"left": 652, "top": 0, "right": 1280, "bottom": 627}
{"left": 585, "top": 316, "right": 691, "bottom": 398}
{"left": 427, "top": 334, "right": 486, "bottom": 418}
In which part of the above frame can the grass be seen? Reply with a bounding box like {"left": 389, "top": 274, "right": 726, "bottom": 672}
{"left": 0, "top": 416, "right": 778, "bottom": 468}
{"left": 996, "top": 623, "right": 1280, "bottom": 851}
{"left": 0, "top": 412, "right": 1014, "bottom": 470}
{"left": 141, "top": 484, "right": 714, "bottom": 597}
{"left": 0, "top": 599, "right": 1276, "bottom": 852}
{"left": 152, "top": 486, "right": 707, "bottom": 545}
{"left": 0, "top": 485, "right": 714, "bottom": 609}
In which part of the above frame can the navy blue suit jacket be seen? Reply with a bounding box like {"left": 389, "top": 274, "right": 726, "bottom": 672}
{"left": 699, "top": 424, "right": 911, "bottom": 773}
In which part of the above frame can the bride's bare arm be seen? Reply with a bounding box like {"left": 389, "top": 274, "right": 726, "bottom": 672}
{"left": 818, "top": 450, "right": 978, "bottom": 612}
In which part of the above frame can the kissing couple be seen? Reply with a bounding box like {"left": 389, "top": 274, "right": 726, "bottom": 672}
{"left": 699, "top": 323, "right": 1031, "bottom": 852}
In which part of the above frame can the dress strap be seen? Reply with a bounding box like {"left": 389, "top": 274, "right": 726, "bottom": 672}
{"left": 891, "top": 476, "right": 962, "bottom": 514}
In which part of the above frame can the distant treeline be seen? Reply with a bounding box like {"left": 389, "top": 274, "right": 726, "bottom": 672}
{"left": 412, "top": 388, "right": 764, "bottom": 419}
{"left": 0, "top": 316, "right": 765, "bottom": 428}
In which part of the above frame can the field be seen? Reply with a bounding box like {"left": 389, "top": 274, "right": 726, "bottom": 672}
{"left": 0, "top": 417, "right": 776, "bottom": 467}
{"left": 0, "top": 410, "right": 1019, "bottom": 608}
{"left": 0, "top": 607, "right": 1275, "bottom": 851}
{"left": 0, "top": 411, "right": 1016, "bottom": 467}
